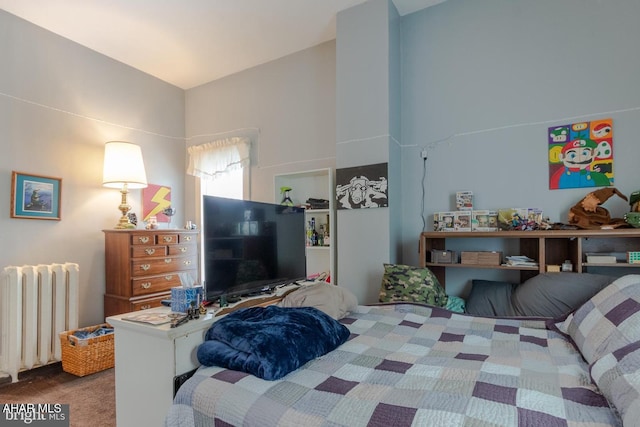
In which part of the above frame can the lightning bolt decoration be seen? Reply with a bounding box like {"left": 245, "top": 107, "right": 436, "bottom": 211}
{"left": 143, "top": 184, "right": 172, "bottom": 222}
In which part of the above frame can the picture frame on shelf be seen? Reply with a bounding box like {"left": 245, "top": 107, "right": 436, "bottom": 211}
{"left": 10, "top": 171, "right": 62, "bottom": 220}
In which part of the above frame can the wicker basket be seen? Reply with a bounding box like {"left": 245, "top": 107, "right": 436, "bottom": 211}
{"left": 60, "top": 323, "right": 115, "bottom": 377}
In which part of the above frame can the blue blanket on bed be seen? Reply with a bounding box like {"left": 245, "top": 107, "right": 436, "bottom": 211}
{"left": 197, "top": 305, "right": 351, "bottom": 380}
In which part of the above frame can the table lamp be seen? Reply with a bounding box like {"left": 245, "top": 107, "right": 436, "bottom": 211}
{"left": 102, "top": 141, "right": 148, "bottom": 229}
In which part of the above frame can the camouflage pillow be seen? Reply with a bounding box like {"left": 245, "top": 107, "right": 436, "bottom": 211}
{"left": 379, "top": 263, "right": 448, "bottom": 307}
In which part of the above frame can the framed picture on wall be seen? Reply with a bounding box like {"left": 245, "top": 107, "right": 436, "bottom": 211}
{"left": 336, "top": 163, "right": 388, "bottom": 209}
{"left": 548, "top": 118, "right": 614, "bottom": 190}
{"left": 11, "top": 171, "right": 62, "bottom": 220}
{"left": 143, "top": 183, "right": 172, "bottom": 223}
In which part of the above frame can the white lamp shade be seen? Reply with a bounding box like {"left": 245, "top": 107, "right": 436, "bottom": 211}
{"left": 102, "top": 141, "right": 148, "bottom": 189}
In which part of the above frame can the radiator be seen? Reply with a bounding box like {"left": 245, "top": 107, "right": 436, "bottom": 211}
{"left": 0, "top": 263, "right": 79, "bottom": 383}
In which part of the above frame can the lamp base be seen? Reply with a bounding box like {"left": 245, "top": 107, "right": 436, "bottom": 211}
{"left": 113, "top": 186, "right": 137, "bottom": 229}
{"left": 114, "top": 215, "right": 136, "bottom": 229}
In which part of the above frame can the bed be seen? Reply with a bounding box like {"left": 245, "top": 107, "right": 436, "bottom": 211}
{"left": 165, "top": 274, "right": 640, "bottom": 427}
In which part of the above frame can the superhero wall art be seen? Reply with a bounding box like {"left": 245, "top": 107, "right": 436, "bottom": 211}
{"left": 548, "top": 118, "right": 613, "bottom": 190}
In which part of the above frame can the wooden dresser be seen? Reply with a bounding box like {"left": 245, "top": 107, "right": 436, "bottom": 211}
{"left": 103, "top": 229, "right": 199, "bottom": 317}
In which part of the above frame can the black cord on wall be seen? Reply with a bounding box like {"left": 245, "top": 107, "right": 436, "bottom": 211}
{"left": 420, "top": 149, "right": 428, "bottom": 232}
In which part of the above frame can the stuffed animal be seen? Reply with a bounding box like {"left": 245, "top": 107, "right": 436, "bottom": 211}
{"left": 568, "top": 187, "right": 629, "bottom": 229}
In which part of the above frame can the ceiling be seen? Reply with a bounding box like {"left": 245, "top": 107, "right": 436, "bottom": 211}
{"left": 0, "top": 0, "right": 444, "bottom": 89}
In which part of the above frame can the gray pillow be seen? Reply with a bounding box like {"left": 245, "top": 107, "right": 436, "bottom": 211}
{"left": 279, "top": 282, "right": 358, "bottom": 320}
{"left": 511, "top": 273, "right": 613, "bottom": 318}
{"left": 466, "top": 280, "right": 517, "bottom": 317}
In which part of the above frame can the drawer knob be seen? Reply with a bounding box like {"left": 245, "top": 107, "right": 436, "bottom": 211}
{"left": 184, "top": 236, "right": 192, "bottom": 241}
{"left": 164, "top": 275, "right": 174, "bottom": 281}
{"left": 138, "top": 236, "right": 150, "bottom": 244}
{"left": 140, "top": 305, "right": 151, "bottom": 310}
{"left": 184, "top": 260, "right": 192, "bottom": 266}
{"left": 164, "top": 258, "right": 172, "bottom": 263}
{"left": 140, "top": 264, "right": 151, "bottom": 271}
{"left": 179, "top": 247, "right": 187, "bottom": 253}
{"left": 163, "top": 236, "right": 173, "bottom": 243}
{"left": 141, "top": 282, "right": 151, "bottom": 289}
{"left": 145, "top": 248, "right": 156, "bottom": 255}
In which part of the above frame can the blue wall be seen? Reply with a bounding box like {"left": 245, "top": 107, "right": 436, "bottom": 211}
{"left": 399, "top": 0, "right": 640, "bottom": 295}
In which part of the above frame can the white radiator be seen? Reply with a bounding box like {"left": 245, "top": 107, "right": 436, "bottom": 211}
{"left": 0, "top": 263, "right": 79, "bottom": 383}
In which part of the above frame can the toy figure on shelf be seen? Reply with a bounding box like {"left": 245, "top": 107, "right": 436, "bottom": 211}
{"left": 511, "top": 212, "right": 523, "bottom": 229}
{"left": 568, "top": 187, "right": 628, "bottom": 229}
{"left": 280, "top": 187, "right": 294, "bottom": 207}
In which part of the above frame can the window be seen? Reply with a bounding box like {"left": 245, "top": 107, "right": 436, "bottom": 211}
{"left": 187, "top": 135, "right": 251, "bottom": 203}
{"left": 200, "top": 167, "right": 245, "bottom": 200}
{"left": 187, "top": 137, "right": 251, "bottom": 285}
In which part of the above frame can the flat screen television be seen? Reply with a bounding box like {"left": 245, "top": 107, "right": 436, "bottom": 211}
{"left": 202, "top": 195, "right": 307, "bottom": 301}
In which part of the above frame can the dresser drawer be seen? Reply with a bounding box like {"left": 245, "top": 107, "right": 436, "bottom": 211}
{"left": 131, "top": 256, "right": 198, "bottom": 276}
{"left": 157, "top": 233, "right": 178, "bottom": 245}
{"left": 130, "top": 232, "right": 196, "bottom": 246}
{"left": 168, "top": 244, "right": 197, "bottom": 256}
{"left": 130, "top": 294, "right": 169, "bottom": 311}
{"left": 132, "top": 245, "right": 168, "bottom": 258}
{"left": 131, "top": 273, "right": 184, "bottom": 297}
{"left": 131, "top": 234, "right": 156, "bottom": 245}
{"left": 179, "top": 233, "right": 196, "bottom": 244}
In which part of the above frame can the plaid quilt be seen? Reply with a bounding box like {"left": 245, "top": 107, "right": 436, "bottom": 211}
{"left": 166, "top": 304, "right": 621, "bottom": 427}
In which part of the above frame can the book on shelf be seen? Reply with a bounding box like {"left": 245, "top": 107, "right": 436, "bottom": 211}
{"left": 585, "top": 252, "right": 626, "bottom": 263}
{"left": 122, "top": 312, "right": 172, "bottom": 325}
{"left": 503, "top": 255, "right": 539, "bottom": 267}
{"left": 586, "top": 255, "right": 618, "bottom": 264}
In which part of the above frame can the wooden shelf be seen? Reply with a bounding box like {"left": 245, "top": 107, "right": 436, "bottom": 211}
{"left": 583, "top": 263, "right": 639, "bottom": 268}
{"left": 424, "top": 263, "right": 539, "bottom": 271}
{"left": 419, "top": 229, "right": 640, "bottom": 289}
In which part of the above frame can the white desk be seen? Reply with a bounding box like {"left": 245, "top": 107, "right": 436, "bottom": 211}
{"left": 107, "top": 307, "right": 217, "bottom": 427}
{"left": 107, "top": 285, "right": 302, "bottom": 427}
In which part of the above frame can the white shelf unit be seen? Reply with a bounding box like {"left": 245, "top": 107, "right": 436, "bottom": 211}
{"left": 274, "top": 168, "right": 335, "bottom": 283}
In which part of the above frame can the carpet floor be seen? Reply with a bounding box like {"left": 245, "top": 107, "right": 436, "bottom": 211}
{"left": 0, "top": 363, "right": 115, "bottom": 427}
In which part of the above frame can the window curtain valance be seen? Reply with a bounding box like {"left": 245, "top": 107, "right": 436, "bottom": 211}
{"left": 187, "top": 136, "right": 250, "bottom": 180}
